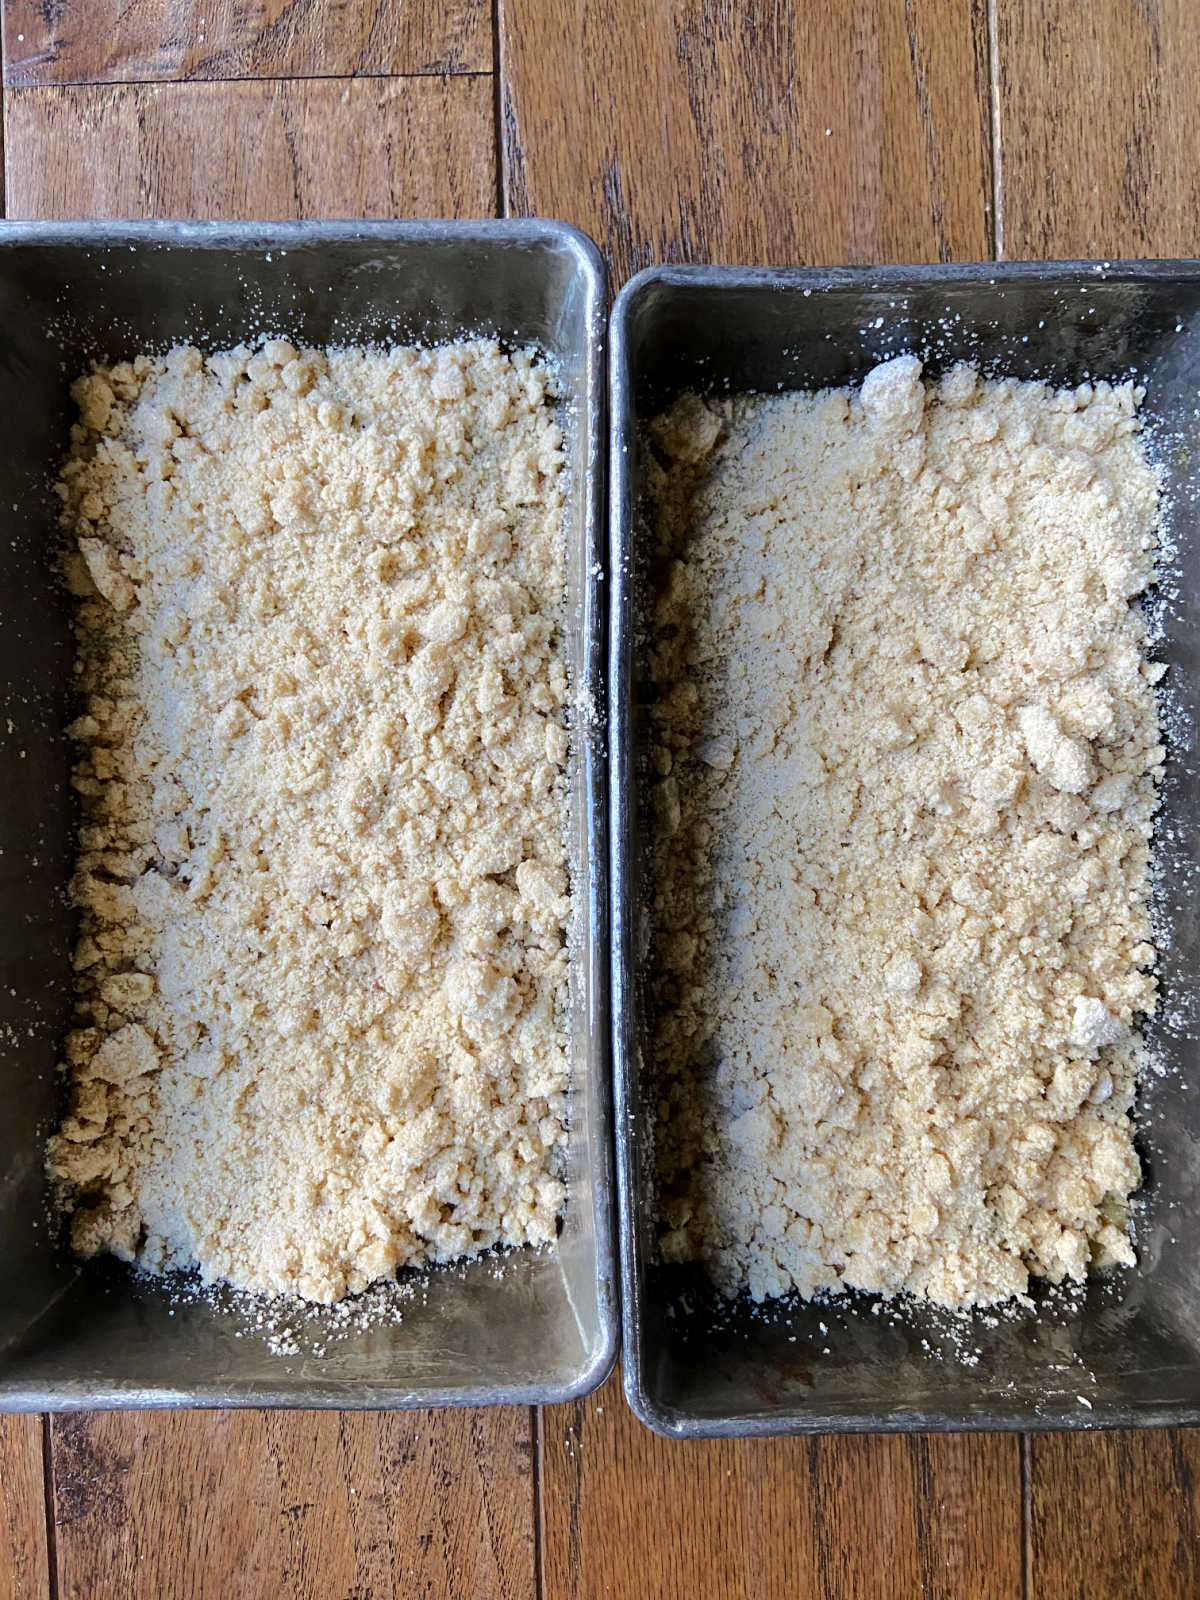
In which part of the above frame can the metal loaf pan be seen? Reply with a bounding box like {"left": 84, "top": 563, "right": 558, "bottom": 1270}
{"left": 611, "top": 260, "right": 1200, "bottom": 1437}
{"left": 0, "top": 219, "right": 615, "bottom": 1409}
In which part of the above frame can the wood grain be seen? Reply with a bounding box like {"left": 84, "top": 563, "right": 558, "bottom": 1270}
{"left": 996, "top": 0, "right": 1200, "bottom": 259}
{"left": 999, "top": 6, "right": 1200, "bottom": 1578}
{"left": 3, "top": 0, "right": 491, "bottom": 85}
{"left": 539, "top": 1372, "right": 1022, "bottom": 1600}
{"left": 4, "top": 76, "right": 495, "bottom": 219}
{"left": 1029, "top": 1431, "right": 1200, "bottom": 1600}
{"left": 0, "top": 1417, "right": 49, "bottom": 1600}
{"left": 500, "top": 0, "right": 992, "bottom": 283}
{"left": 48, "top": 1408, "right": 535, "bottom": 1600}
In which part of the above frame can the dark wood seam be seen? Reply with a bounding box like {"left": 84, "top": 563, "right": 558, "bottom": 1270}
{"left": 42, "top": 1416, "right": 59, "bottom": 1600}
{"left": 490, "top": 0, "right": 503, "bottom": 216}
{"left": 1021, "top": 1433, "right": 1033, "bottom": 1600}
{"left": 532, "top": 1407, "right": 545, "bottom": 1600}
{"left": 2, "top": 69, "right": 494, "bottom": 91}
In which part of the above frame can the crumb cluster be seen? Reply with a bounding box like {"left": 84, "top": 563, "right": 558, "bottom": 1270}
{"left": 649, "top": 357, "right": 1163, "bottom": 1309}
{"left": 48, "top": 338, "right": 570, "bottom": 1304}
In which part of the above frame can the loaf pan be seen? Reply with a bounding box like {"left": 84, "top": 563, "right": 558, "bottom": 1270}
{"left": 611, "top": 260, "right": 1200, "bottom": 1437}
{"left": 0, "top": 218, "right": 615, "bottom": 1410}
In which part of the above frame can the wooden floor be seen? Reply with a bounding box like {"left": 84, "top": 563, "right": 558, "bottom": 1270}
{"left": 1, "top": 1, "right": 1199, "bottom": 1595}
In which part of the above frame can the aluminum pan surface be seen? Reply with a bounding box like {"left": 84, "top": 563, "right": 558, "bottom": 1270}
{"left": 611, "top": 259, "right": 1200, "bottom": 1436}
{"left": 0, "top": 218, "right": 615, "bottom": 1410}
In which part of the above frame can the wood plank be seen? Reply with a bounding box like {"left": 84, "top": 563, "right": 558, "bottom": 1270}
{"left": 999, "top": 8, "right": 1200, "bottom": 1594}
{"left": 995, "top": 0, "right": 1200, "bottom": 259}
{"left": 539, "top": 1372, "right": 1023, "bottom": 1600}
{"left": 1029, "top": 1431, "right": 1200, "bottom": 1600}
{"left": 48, "top": 1407, "right": 535, "bottom": 1600}
{"left": 0, "top": 1416, "right": 49, "bottom": 1600}
{"left": 499, "top": 0, "right": 992, "bottom": 283}
{"left": 3, "top": 0, "right": 491, "bottom": 85}
{"left": 4, "top": 76, "right": 495, "bottom": 220}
